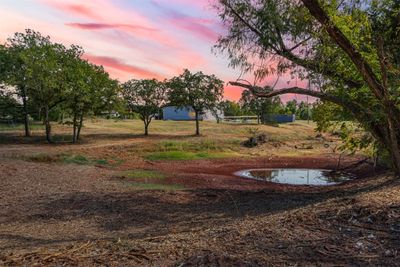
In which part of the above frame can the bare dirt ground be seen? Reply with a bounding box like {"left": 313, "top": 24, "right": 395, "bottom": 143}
{"left": 0, "top": 120, "right": 399, "bottom": 266}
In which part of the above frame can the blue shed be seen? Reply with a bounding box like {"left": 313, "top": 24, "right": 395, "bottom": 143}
{"left": 263, "top": 114, "right": 296, "bottom": 123}
{"left": 163, "top": 106, "right": 197, "bottom": 121}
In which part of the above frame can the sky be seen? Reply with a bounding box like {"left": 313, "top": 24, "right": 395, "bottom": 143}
{"left": 0, "top": 0, "right": 308, "bottom": 102}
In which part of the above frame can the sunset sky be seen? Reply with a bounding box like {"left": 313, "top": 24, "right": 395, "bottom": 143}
{"left": 0, "top": 0, "right": 307, "bottom": 101}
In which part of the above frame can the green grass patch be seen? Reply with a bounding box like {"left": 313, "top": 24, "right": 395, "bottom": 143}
{"left": 24, "top": 153, "right": 118, "bottom": 167}
{"left": 159, "top": 139, "right": 220, "bottom": 152}
{"left": 63, "top": 154, "right": 124, "bottom": 166}
{"left": 122, "top": 169, "right": 165, "bottom": 180}
{"left": 124, "top": 182, "right": 184, "bottom": 191}
{"left": 0, "top": 122, "right": 44, "bottom": 131}
{"left": 145, "top": 151, "right": 237, "bottom": 161}
{"left": 62, "top": 154, "right": 90, "bottom": 165}
{"left": 94, "top": 159, "right": 109, "bottom": 165}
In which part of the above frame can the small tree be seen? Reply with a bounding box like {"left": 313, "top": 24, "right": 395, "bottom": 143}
{"left": 168, "top": 69, "right": 224, "bottom": 135}
{"left": 220, "top": 100, "right": 244, "bottom": 117}
{"left": 240, "top": 90, "right": 282, "bottom": 123}
{"left": 122, "top": 79, "right": 166, "bottom": 136}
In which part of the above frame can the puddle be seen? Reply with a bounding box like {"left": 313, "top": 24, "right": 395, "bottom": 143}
{"left": 234, "top": 168, "right": 354, "bottom": 185}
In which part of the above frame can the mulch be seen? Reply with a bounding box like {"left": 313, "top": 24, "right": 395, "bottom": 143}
{"left": 0, "top": 155, "right": 399, "bottom": 266}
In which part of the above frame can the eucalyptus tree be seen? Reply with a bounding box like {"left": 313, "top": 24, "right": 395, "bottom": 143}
{"left": 122, "top": 79, "right": 166, "bottom": 136}
{"left": 168, "top": 69, "right": 224, "bottom": 135}
{"left": 215, "top": 0, "right": 400, "bottom": 173}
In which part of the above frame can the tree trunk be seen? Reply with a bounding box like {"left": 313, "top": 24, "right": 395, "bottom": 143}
{"left": 195, "top": 110, "right": 200, "bottom": 136}
{"left": 21, "top": 86, "right": 30, "bottom": 137}
{"left": 143, "top": 117, "right": 149, "bottom": 136}
{"left": 72, "top": 113, "right": 77, "bottom": 143}
{"left": 44, "top": 106, "right": 52, "bottom": 143}
{"left": 76, "top": 112, "right": 84, "bottom": 141}
{"left": 385, "top": 118, "right": 400, "bottom": 174}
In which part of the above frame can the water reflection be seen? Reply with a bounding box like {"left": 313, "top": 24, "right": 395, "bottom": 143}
{"left": 235, "top": 168, "right": 353, "bottom": 185}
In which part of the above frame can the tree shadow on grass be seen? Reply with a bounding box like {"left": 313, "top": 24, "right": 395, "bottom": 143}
{"left": 0, "top": 132, "right": 200, "bottom": 145}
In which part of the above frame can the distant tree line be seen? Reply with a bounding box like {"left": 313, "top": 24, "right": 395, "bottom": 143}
{"left": 0, "top": 30, "right": 119, "bottom": 143}
{"left": 221, "top": 92, "right": 314, "bottom": 123}
{"left": 0, "top": 30, "right": 224, "bottom": 140}
{"left": 122, "top": 69, "right": 224, "bottom": 136}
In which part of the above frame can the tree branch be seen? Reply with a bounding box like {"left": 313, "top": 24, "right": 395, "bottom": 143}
{"left": 229, "top": 82, "right": 375, "bottom": 127}
{"left": 301, "top": 0, "right": 385, "bottom": 99}
{"left": 228, "top": 81, "right": 271, "bottom": 93}
{"left": 221, "top": 0, "right": 363, "bottom": 89}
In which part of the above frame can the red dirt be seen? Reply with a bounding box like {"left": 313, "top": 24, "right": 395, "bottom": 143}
{"left": 1, "top": 151, "right": 399, "bottom": 266}
{"left": 150, "top": 156, "right": 372, "bottom": 191}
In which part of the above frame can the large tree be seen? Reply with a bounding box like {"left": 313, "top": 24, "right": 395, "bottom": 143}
{"left": 0, "top": 31, "right": 48, "bottom": 137}
{"left": 122, "top": 79, "right": 166, "bottom": 136}
{"left": 64, "top": 55, "right": 119, "bottom": 142}
{"left": 168, "top": 69, "right": 224, "bottom": 135}
{"left": 215, "top": 0, "right": 400, "bottom": 173}
{"left": 2, "top": 30, "right": 71, "bottom": 142}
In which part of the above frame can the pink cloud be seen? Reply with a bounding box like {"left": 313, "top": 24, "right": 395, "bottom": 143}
{"left": 169, "top": 17, "right": 219, "bottom": 41}
{"left": 83, "top": 54, "right": 163, "bottom": 80}
{"left": 151, "top": 1, "right": 220, "bottom": 42}
{"left": 43, "top": 2, "right": 101, "bottom": 20}
{"left": 66, "top": 23, "right": 157, "bottom": 33}
{"left": 154, "top": 0, "right": 215, "bottom": 11}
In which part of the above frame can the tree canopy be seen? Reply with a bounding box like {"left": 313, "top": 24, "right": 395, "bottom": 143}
{"left": 0, "top": 29, "right": 119, "bottom": 143}
{"left": 168, "top": 69, "right": 224, "bottom": 135}
{"left": 215, "top": 0, "right": 400, "bottom": 173}
{"left": 122, "top": 79, "right": 166, "bottom": 135}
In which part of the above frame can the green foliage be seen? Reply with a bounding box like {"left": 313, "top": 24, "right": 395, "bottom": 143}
{"left": 312, "top": 101, "right": 353, "bottom": 132}
{"left": 1, "top": 29, "right": 120, "bottom": 142}
{"left": 167, "top": 69, "right": 224, "bottom": 135}
{"left": 220, "top": 100, "right": 246, "bottom": 116}
{"left": 0, "top": 90, "right": 21, "bottom": 120}
{"left": 122, "top": 79, "right": 166, "bottom": 135}
{"left": 214, "top": 0, "right": 400, "bottom": 171}
{"left": 296, "top": 101, "right": 312, "bottom": 120}
{"left": 63, "top": 54, "right": 119, "bottom": 142}
{"left": 239, "top": 90, "right": 283, "bottom": 121}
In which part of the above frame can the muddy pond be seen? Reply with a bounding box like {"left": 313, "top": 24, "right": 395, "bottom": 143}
{"left": 235, "top": 168, "right": 354, "bottom": 185}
